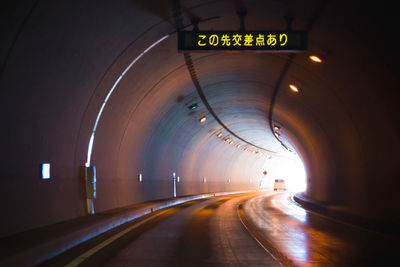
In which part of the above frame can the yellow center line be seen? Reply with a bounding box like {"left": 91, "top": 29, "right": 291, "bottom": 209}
{"left": 65, "top": 209, "right": 170, "bottom": 267}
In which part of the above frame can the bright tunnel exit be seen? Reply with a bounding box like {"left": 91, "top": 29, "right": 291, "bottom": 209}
{"left": 259, "top": 153, "right": 307, "bottom": 193}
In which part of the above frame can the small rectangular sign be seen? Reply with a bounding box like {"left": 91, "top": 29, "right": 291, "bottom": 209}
{"left": 41, "top": 163, "right": 50, "bottom": 179}
{"left": 178, "top": 30, "right": 307, "bottom": 52}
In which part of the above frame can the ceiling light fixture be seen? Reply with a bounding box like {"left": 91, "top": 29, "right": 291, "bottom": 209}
{"left": 199, "top": 116, "right": 206, "bottom": 123}
{"left": 289, "top": 84, "right": 299, "bottom": 93}
{"left": 189, "top": 103, "right": 199, "bottom": 110}
{"left": 309, "top": 55, "right": 322, "bottom": 63}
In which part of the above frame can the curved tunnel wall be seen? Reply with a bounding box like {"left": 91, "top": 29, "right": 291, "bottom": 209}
{"left": 0, "top": 0, "right": 399, "bottom": 237}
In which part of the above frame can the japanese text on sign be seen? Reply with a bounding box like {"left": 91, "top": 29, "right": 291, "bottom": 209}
{"left": 197, "top": 33, "right": 287, "bottom": 47}
{"left": 178, "top": 31, "right": 307, "bottom": 52}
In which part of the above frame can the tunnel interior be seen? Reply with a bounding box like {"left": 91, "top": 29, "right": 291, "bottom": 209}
{"left": 1, "top": 0, "right": 399, "bottom": 238}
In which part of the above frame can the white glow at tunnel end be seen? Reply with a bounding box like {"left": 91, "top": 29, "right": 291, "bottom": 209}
{"left": 259, "top": 153, "right": 307, "bottom": 192}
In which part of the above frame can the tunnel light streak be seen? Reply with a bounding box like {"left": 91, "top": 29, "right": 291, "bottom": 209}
{"left": 199, "top": 116, "right": 207, "bottom": 123}
{"left": 236, "top": 144, "right": 241, "bottom": 148}
{"left": 289, "top": 84, "right": 299, "bottom": 92}
{"left": 309, "top": 55, "right": 322, "bottom": 63}
{"left": 84, "top": 34, "right": 170, "bottom": 167}
{"left": 85, "top": 133, "right": 95, "bottom": 167}
{"left": 229, "top": 140, "right": 234, "bottom": 144}
{"left": 217, "top": 132, "right": 222, "bottom": 137}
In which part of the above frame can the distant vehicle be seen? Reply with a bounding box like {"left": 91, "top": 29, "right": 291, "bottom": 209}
{"left": 273, "top": 179, "right": 287, "bottom": 191}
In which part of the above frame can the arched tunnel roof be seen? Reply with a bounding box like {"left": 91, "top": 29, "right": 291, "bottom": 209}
{"left": 0, "top": 0, "right": 399, "bottom": 236}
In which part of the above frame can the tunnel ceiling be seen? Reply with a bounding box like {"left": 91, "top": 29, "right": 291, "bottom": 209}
{"left": 88, "top": 0, "right": 398, "bottom": 164}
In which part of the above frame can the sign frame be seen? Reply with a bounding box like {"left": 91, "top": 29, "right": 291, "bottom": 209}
{"left": 178, "top": 30, "right": 307, "bottom": 52}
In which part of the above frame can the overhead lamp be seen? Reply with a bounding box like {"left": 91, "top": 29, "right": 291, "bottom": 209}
{"left": 236, "top": 144, "right": 241, "bottom": 148}
{"left": 274, "top": 125, "right": 280, "bottom": 130}
{"left": 188, "top": 103, "right": 199, "bottom": 110}
{"left": 245, "top": 148, "right": 248, "bottom": 151}
{"left": 274, "top": 132, "right": 280, "bottom": 137}
{"left": 217, "top": 132, "right": 222, "bottom": 137}
{"left": 229, "top": 140, "right": 234, "bottom": 145}
{"left": 225, "top": 138, "right": 230, "bottom": 142}
{"left": 199, "top": 116, "right": 206, "bottom": 123}
{"left": 289, "top": 84, "right": 299, "bottom": 93}
{"left": 309, "top": 55, "right": 322, "bottom": 63}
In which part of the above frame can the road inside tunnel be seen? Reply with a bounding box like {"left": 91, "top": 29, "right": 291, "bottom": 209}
{"left": 37, "top": 192, "right": 396, "bottom": 266}
{"left": 1, "top": 0, "right": 399, "bottom": 265}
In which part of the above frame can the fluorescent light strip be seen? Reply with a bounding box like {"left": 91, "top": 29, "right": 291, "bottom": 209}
{"left": 85, "top": 35, "right": 170, "bottom": 167}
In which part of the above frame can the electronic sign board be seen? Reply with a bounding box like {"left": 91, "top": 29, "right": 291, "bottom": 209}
{"left": 178, "top": 31, "right": 307, "bottom": 52}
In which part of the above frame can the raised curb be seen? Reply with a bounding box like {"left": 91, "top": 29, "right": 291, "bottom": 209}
{"left": 293, "top": 192, "right": 399, "bottom": 238}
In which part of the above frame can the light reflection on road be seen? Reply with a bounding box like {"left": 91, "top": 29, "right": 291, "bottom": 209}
{"left": 271, "top": 193, "right": 307, "bottom": 223}
{"left": 244, "top": 191, "right": 350, "bottom": 266}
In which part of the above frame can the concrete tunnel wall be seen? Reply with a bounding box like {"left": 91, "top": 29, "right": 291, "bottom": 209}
{"left": 0, "top": 0, "right": 399, "bottom": 237}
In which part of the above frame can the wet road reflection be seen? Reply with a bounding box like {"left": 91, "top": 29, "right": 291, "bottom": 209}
{"left": 244, "top": 191, "right": 398, "bottom": 266}
{"left": 48, "top": 193, "right": 280, "bottom": 267}
{"left": 41, "top": 191, "right": 398, "bottom": 266}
